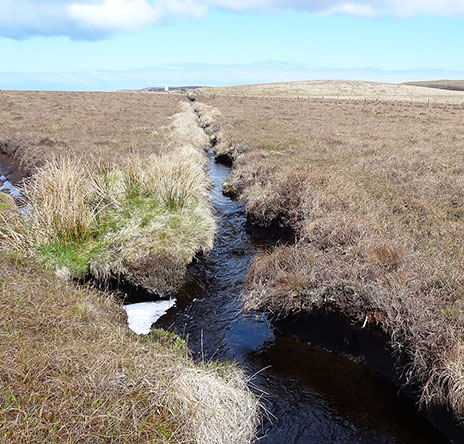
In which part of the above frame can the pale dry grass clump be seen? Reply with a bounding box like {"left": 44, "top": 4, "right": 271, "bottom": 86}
{"left": 0, "top": 254, "right": 259, "bottom": 443}
{"left": 200, "top": 94, "right": 464, "bottom": 421}
{"left": 22, "top": 156, "right": 98, "bottom": 244}
{"left": 169, "top": 366, "right": 259, "bottom": 444}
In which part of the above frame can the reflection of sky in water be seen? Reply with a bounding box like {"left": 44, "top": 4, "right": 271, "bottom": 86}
{"left": 124, "top": 300, "right": 176, "bottom": 335}
{"left": 0, "top": 175, "right": 22, "bottom": 198}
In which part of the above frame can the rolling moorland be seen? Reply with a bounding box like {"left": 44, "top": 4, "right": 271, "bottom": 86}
{"left": 0, "top": 91, "right": 258, "bottom": 443}
{"left": 197, "top": 83, "right": 464, "bottom": 427}
{"left": 199, "top": 79, "right": 464, "bottom": 104}
{"left": 1, "top": 80, "right": 464, "bottom": 442}
{"left": 404, "top": 80, "right": 464, "bottom": 92}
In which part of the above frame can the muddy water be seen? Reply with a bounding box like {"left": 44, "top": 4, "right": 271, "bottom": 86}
{"left": 150, "top": 152, "right": 450, "bottom": 443}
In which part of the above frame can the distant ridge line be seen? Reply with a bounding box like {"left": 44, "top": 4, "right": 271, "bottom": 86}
{"left": 404, "top": 80, "right": 464, "bottom": 92}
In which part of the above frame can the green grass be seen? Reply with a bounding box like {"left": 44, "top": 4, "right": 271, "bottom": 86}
{"left": 149, "top": 329, "right": 190, "bottom": 356}
{"left": 0, "top": 193, "right": 13, "bottom": 212}
{"left": 37, "top": 240, "right": 104, "bottom": 277}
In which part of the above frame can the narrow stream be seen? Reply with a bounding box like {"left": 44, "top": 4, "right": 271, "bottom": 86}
{"left": 149, "top": 152, "right": 452, "bottom": 443}
{"left": 0, "top": 138, "right": 455, "bottom": 442}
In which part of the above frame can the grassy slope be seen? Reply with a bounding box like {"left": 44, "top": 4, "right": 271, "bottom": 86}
{"left": 198, "top": 94, "right": 464, "bottom": 421}
{"left": 198, "top": 80, "right": 464, "bottom": 104}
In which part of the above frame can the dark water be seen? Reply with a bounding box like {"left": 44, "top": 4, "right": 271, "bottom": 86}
{"left": 155, "top": 152, "right": 451, "bottom": 444}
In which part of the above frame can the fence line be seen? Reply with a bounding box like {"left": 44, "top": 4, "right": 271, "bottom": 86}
{"left": 192, "top": 90, "right": 464, "bottom": 110}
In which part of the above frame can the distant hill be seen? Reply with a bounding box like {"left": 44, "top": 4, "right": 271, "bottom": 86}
{"left": 117, "top": 86, "right": 204, "bottom": 92}
{"left": 198, "top": 80, "right": 464, "bottom": 103}
{"left": 142, "top": 86, "right": 203, "bottom": 92}
{"left": 404, "top": 80, "right": 464, "bottom": 92}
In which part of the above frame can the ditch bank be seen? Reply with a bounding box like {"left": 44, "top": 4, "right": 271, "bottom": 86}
{"left": 127, "top": 145, "right": 455, "bottom": 443}
{"left": 273, "top": 308, "right": 464, "bottom": 443}
{"left": 154, "top": 100, "right": 463, "bottom": 442}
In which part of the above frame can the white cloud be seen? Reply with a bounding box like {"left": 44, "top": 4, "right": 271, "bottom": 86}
{"left": 69, "top": 0, "right": 162, "bottom": 32}
{"left": 320, "top": 3, "right": 377, "bottom": 17}
{"left": 202, "top": 0, "right": 464, "bottom": 16}
{"left": 0, "top": 0, "right": 206, "bottom": 39}
{"left": 1, "top": 0, "right": 464, "bottom": 40}
{"left": 69, "top": 0, "right": 206, "bottom": 32}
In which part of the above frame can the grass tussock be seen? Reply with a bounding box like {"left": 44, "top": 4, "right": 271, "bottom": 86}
{"left": 169, "top": 365, "right": 259, "bottom": 444}
{"left": 1, "top": 103, "right": 216, "bottom": 296}
{"left": 22, "top": 156, "right": 97, "bottom": 244}
{"left": 199, "top": 94, "right": 464, "bottom": 421}
{"left": 0, "top": 254, "right": 259, "bottom": 443}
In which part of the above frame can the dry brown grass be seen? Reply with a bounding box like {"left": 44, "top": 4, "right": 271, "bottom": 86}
{"left": 0, "top": 254, "right": 258, "bottom": 443}
{"left": 0, "top": 90, "right": 182, "bottom": 171}
{"left": 0, "top": 92, "right": 259, "bottom": 443}
{"left": 198, "top": 94, "right": 464, "bottom": 421}
{"left": 199, "top": 80, "right": 464, "bottom": 104}
{"left": 22, "top": 156, "right": 98, "bottom": 244}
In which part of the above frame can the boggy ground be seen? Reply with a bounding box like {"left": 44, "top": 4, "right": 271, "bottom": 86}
{"left": 197, "top": 94, "right": 464, "bottom": 425}
{"left": 0, "top": 90, "right": 181, "bottom": 171}
{"left": 0, "top": 91, "right": 259, "bottom": 443}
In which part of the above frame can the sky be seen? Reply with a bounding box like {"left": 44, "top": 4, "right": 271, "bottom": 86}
{"left": 1, "top": 0, "right": 464, "bottom": 90}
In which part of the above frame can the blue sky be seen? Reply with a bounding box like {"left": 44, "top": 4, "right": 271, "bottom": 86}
{"left": 1, "top": 1, "right": 464, "bottom": 90}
